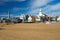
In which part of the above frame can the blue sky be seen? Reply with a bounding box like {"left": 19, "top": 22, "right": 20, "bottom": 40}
{"left": 0, "top": 0, "right": 60, "bottom": 17}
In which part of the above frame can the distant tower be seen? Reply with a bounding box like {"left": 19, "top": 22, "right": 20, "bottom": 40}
{"left": 8, "top": 11, "right": 10, "bottom": 19}
{"left": 39, "top": 9, "right": 44, "bottom": 16}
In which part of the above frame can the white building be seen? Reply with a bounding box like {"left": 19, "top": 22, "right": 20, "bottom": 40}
{"left": 36, "top": 9, "right": 45, "bottom": 22}
{"left": 57, "top": 16, "right": 60, "bottom": 21}
{"left": 28, "top": 15, "right": 32, "bottom": 22}
{"left": 19, "top": 14, "right": 26, "bottom": 22}
{"left": 39, "top": 9, "right": 45, "bottom": 17}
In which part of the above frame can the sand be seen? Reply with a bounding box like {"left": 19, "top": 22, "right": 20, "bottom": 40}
{"left": 0, "top": 23, "right": 60, "bottom": 40}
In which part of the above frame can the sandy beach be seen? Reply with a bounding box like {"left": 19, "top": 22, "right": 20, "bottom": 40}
{"left": 0, "top": 23, "right": 60, "bottom": 40}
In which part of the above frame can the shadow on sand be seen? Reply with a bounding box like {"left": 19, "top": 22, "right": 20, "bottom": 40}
{"left": 0, "top": 28, "right": 5, "bottom": 30}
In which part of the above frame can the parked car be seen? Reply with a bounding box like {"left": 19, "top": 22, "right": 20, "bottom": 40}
{"left": 11, "top": 18, "right": 22, "bottom": 23}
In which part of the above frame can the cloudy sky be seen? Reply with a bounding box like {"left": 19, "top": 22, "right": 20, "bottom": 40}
{"left": 0, "top": 0, "right": 60, "bottom": 17}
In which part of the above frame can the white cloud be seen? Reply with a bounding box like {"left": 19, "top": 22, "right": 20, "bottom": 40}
{"left": 50, "top": 3, "right": 60, "bottom": 11}
{"left": 30, "top": 0, "right": 54, "bottom": 8}
{"left": 29, "top": 0, "right": 60, "bottom": 16}
{"left": 43, "top": 3, "right": 60, "bottom": 16}
{"left": 44, "top": 3, "right": 60, "bottom": 11}
{"left": 48, "top": 11, "right": 60, "bottom": 16}
{"left": 12, "top": 7, "right": 28, "bottom": 11}
{"left": 28, "top": 0, "right": 54, "bottom": 15}
{"left": 27, "top": 8, "right": 40, "bottom": 15}
{"left": 12, "top": 7, "right": 22, "bottom": 11}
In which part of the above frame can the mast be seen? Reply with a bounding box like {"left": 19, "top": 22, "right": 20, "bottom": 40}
{"left": 8, "top": 10, "right": 10, "bottom": 19}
